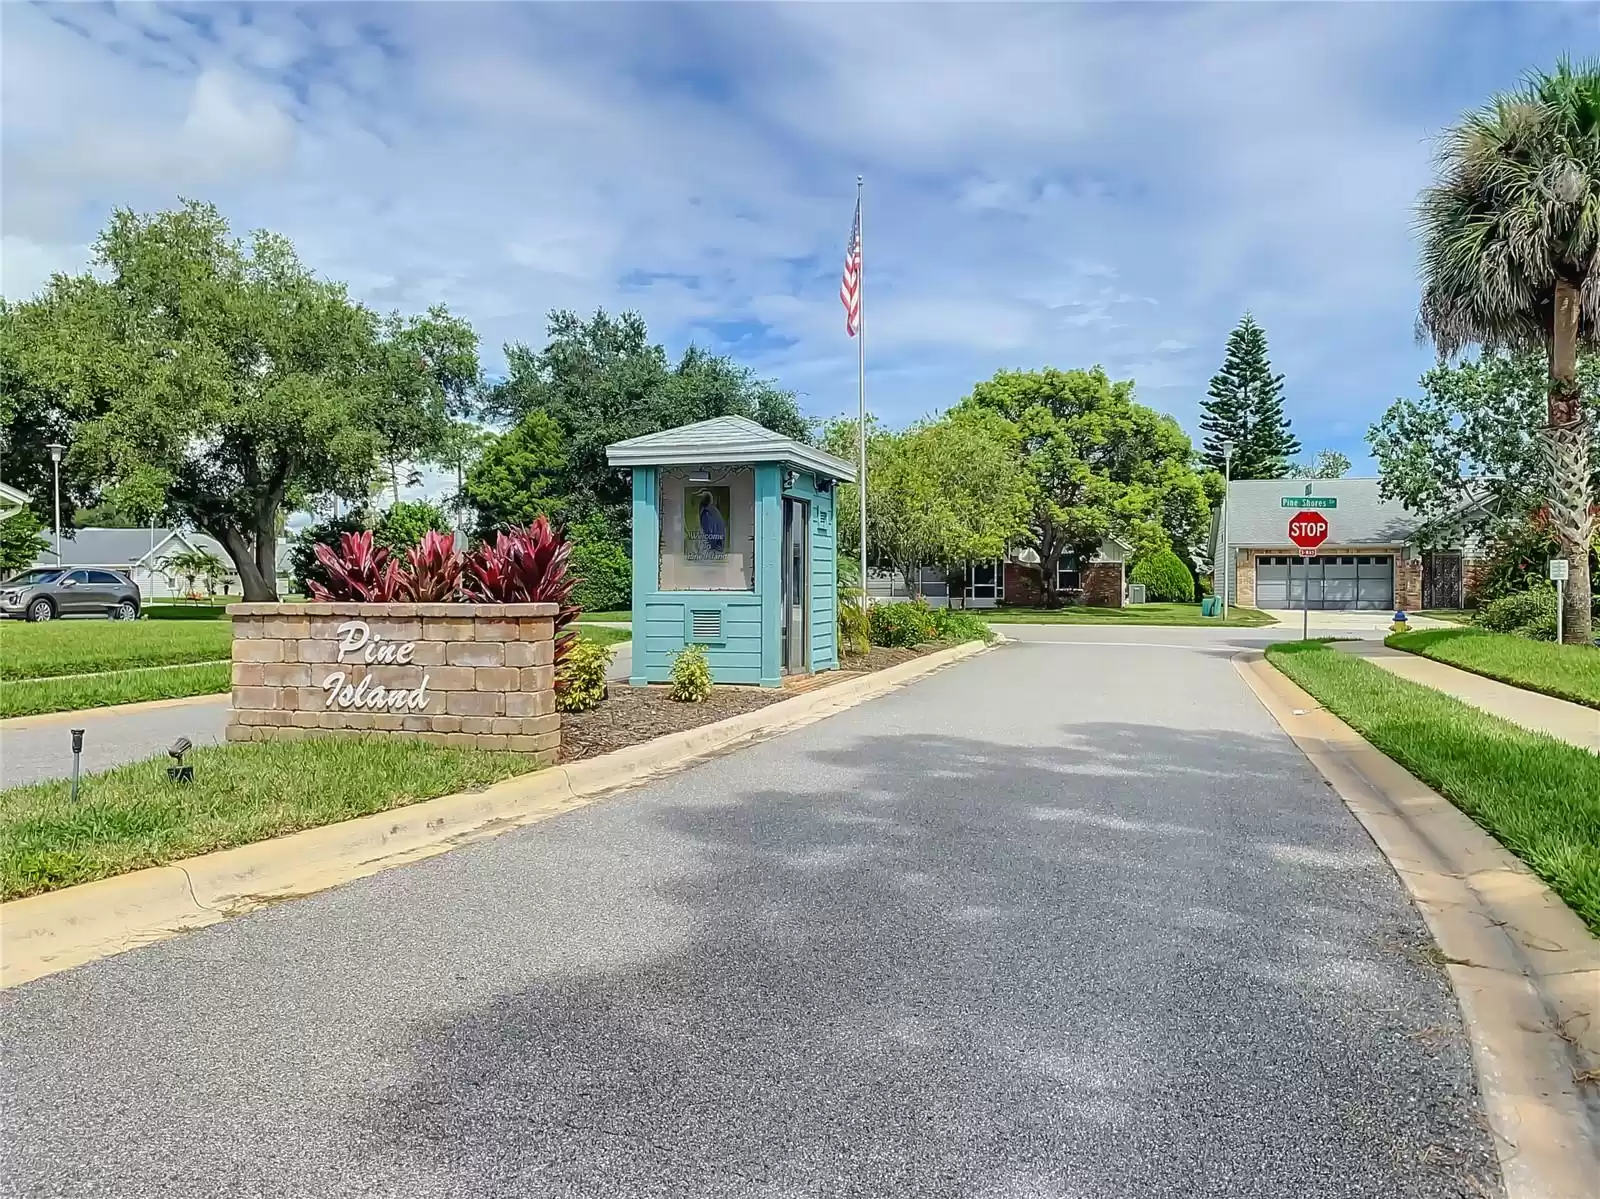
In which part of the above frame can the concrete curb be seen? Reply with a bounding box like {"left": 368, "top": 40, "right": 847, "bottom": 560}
{"left": 1234, "top": 650, "right": 1600, "bottom": 1199}
{"left": 1, "top": 638, "right": 991, "bottom": 989}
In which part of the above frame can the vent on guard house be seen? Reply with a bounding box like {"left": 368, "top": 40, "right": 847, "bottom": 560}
{"left": 690, "top": 610, "right": 722, "bottom": 640}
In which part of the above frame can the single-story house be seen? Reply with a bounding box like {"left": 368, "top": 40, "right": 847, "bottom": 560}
{"left": 28, "top": 528, "right": 293, "bottom": 599}
{"left": 1210, "top": 478, "right": 1481, "bottom": 612}
{"left": 865, "top": 537, "right": 1133, "bottom": 609}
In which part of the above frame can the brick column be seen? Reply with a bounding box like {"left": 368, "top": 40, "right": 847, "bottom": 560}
{"left": 226, "top": 602, "right": 560, "bottom": 762}
{"left": 1234, "top": 549, "right": 1257, "bottom": 607}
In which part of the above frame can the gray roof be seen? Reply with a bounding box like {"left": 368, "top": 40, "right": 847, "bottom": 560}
{"left": 33, "top": 528, "right": 292, "bottom": 572}
{"left": 606, "top": 415, "right": 857, "bottom": 482}
{"left": 1213, "top": 478, "right": 1424, "bottom": 554}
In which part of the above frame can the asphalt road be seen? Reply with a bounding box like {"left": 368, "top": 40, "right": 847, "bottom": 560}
{"left": 0, "top": 626, "right": 1500, "bottom": 1198}
{"left": 0, "top": 642, "right": 634, "bottom": 787}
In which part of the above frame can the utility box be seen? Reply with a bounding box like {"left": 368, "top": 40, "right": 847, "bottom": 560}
{"left": 606, "top": 417, "right": 858, "bottom": 688}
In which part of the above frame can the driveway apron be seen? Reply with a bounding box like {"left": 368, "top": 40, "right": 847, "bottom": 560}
{"left": 0, "top": 626, "right": 1499, "bottom": 1198}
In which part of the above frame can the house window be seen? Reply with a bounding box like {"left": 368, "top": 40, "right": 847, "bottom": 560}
{"left": 968, "top": 560, "right": 1003, "bottom": 601}
{"left": 1056, "top": 556, "right": 1082, "bottom": 592}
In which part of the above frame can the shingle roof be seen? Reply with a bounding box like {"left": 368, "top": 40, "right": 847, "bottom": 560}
{"left": 606, "top": 416, "right": 857, "bottom": 482}
{"left": 1215, "top": 478, "right": 1423, "bottom": 552}
{"left": 32, "top": 528, "right": 293, "bottom": 572}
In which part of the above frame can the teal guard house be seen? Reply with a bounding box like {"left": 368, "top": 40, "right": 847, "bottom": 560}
{"left": 605, "top": 416, "right": 857, "bottom": 687}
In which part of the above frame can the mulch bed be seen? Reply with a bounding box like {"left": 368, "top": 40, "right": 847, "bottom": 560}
{"left": 557, "top": 641, "right": 957, "bottom": 763}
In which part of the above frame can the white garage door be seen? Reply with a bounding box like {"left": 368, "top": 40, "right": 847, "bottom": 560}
{"left": 1254, "top": 555, "right": 1393, "bottom": 610}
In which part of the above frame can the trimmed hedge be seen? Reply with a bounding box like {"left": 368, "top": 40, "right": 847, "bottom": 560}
{"left": 869, "top": 601, "right": 939, "bottom": 648}
{"left": 1130, "top": 548, "right": 1195, "bottom": 603}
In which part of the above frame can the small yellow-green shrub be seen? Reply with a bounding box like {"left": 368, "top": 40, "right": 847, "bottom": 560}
{"left": 669, "top": 643, "right": 713, "bottom": 702}
{"left": 557, "top": 638, "right": 615, "bottom": 712}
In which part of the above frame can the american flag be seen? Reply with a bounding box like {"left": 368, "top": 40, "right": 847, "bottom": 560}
{"left": 840, "top": 198, "right": 861, "bottom": 337}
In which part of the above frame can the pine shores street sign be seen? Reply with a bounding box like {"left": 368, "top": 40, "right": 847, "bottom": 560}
{"left": 1288, "top": 511, "right": 1330, "bottom": 555}
{"left": 1281, "top": 496, "right": 1338, "bottom": 509}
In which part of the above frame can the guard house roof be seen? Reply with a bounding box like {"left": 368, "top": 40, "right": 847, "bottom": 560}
{"left": 606, "top": 415, "right": 858, "bottom": 483}
{"left": 1216, "top": 478, "right": 1422, "bottom": 553}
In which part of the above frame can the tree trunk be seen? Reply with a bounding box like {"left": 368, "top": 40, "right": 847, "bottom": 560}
{"left": 1548, "top": 279, "right": 1594, "bottom": 644}
{"left": 211, "top": 526, "right": 276, "bottom": 601}
{"left": 1041, "top": 549, "right": 1061, "bottom": 609}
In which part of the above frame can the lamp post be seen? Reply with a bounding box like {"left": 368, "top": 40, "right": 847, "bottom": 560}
{"left": 1221, "top": 439, "right": 1234, "bottom": 619}
{"left": 46, "top": 442, "right": 65, "bottom": 565}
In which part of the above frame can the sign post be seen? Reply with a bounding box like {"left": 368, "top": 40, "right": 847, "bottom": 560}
{"left": 1288, "top": 510, "right": 1330, "bottom": 640}
{"left": 1549, "top": 558, "right": 1569, "bottom": 645}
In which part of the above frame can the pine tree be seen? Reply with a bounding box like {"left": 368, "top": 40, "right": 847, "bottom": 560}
{"left": 1198, "top": 313, "right": 1301, "bottom": 479}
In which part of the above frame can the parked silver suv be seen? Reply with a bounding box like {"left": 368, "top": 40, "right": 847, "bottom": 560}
{"left": 0, "top": 568, "right": 142, "bottom": 621}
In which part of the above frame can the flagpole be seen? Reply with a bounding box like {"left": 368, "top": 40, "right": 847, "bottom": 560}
{"left": 856, "top": 174, "right": 868, "bottom": 611}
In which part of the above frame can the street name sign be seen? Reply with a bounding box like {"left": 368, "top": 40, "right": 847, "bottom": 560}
{"left": 1281, "top": 497, "right": 1337, "bottom": 509}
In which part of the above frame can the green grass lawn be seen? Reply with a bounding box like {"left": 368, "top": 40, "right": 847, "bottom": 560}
{"left": 143, "top": 602, "right": 231, "bottom": 621}
{"left": 575, "top": 625, "right": 631, "bottom": 648}
{"left": 0, "top": 737, "right": 539, "bottom": 899}
{"left": 982, "top": 603, "right": 1277, "bottom": 627}
{"left": 1412, "top": 609, "right": 1474, "bottom": 625}
{"left": 1388, "top": 627, "right": 1600, "bottom": 710}
{"left": 576, "top": 610, "right": 632, "bottom": 623}
{"left": 1267, "top": 639, "right": 1600, "bottom": 934}
{"left": 0, "top": 664, "right": 232, "bottom": 719}
{"left": 0, "top": 619, "right": 233, "bottom": 680}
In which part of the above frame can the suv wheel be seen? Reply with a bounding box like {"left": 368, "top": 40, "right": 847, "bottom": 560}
{"left": 113, "top": 600, "right": 139, "bottom": 621}
{"left": 26, "top": 598, "right": 54, "bottom": 622}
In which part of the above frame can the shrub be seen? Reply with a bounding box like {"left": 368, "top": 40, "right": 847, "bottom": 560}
{"left": 568, "top": 513, "right": 631, "bottom": 612}
{"left": 373, "top": 500, "right": 452, "bottom": 553}
{"left": 557, "top": 638, "right": 615, "bottom": 713}
{"left": 931, "top": 608, "right": 995, "bottom": 644}
{"left": 0, "top": 508, "right": 48, "bottom": 577}
{"left": 397, "top": 531, "right": 463, "bottom": 602}
{"left": 869, "top": 601, "right": 938, "bottom": 648}
{"left": 464, "top": 517, "right": 580, "bottom": 670}
{"left": 1476, "top": 586, "right": 1558, "bottom": 640}
{"left": 307, "top": 531, "right": 404, "bottom": 602}
{"left": 669, "top": 643, "right": 713, "bottom": 702}
{"left": 1130, "top": 548, "right": 1195, "bottom": 603}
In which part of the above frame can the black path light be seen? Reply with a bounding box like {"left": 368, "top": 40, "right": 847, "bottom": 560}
{"left": 167, "top": 737, "right": 194, "bottom": 783}
{"left": 69, "top": 728, "right": 84, "bottom": 803}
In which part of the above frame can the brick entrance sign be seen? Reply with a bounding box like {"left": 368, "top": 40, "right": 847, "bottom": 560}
{"left": 226, "top": 602, "right": 560, "bottom": 762}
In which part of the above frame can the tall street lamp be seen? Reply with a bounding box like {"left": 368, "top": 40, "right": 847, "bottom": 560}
{"left": 1221, "top": 439, "right": 1235, "bottom": 620}
{"left": 46, "top": 442, "right": 65, "bottom": 565}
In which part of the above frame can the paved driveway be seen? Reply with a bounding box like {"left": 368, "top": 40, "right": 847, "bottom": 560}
{"left": 0, "top": 627, "right": 1498, "bottom": 1198}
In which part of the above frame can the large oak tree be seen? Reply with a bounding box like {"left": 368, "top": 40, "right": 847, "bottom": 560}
{"left": 5, "top": 201, "right": 477, "bottom": 599}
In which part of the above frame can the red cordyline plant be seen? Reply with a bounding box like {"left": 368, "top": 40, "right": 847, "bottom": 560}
{"left": 464, "top": 518, "right": 582, "bottom": 669}
{"left": 398, "top": 530, "right": 464, "bottom": 602}
{"left": 308, "top": 531, "right": 404, "bottom": 602}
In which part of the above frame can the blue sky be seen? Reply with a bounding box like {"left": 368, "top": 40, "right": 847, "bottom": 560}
{"left": 4, "top": 1, "right": 1597, "bottom": 488}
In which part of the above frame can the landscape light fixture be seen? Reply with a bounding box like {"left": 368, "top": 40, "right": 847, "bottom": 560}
{"left": 167, "top": 736, "right": 194, "bottom": 783}
{"left": 69, "top": 728, "right": 85, "bottom": 803}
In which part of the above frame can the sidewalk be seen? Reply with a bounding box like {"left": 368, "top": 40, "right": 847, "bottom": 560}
{"left": 1335, "top": 641, "right": 1600, "bottom": 753}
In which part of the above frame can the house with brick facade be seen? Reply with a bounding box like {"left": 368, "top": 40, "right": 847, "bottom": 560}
{"left": 866, "top": 537, "right": 1133, "bottom": 609}
{"left": 1210, "top": 478, "right": 1480, "bottom": 613}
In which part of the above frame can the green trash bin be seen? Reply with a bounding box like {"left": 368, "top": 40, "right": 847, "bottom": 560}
{"left": 1201, "top": 596, "right": 1222, "bottom": 617}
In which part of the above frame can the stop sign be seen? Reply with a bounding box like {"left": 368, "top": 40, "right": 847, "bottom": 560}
{"left": 1288, "top": 511, "right": 1329, "bottom": 551}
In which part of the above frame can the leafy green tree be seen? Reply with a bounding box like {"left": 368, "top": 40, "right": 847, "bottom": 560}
{"left": 827, "top": 407, "right": 1031, "bottom": 596}
{"left": 962, "top": 366, "right": 1213, "bottom": 605}
{"left": 485, "top": 310, "right": 809, "bottom": 529}
{"left": 1199, "top": 314, "right": 1301, "bottom": 479}
{"left": 160, "top": 546, "right": 227, "bottom": 597}
{"left": 1417, "top": 58, "right": 1599, "bottom": 643}
{"left": 435, "top": 418, "right": 496, "bottom": 512}
{"left": 5, "top": 201, "right": 475, "bottom": 600}
{"left": 373, "top": 500, "right": 452, "bottom": 552}
{"left": 1287, "top": 450, "right": 1353, "bottom": 479}
{"left": 1369, "top": 350, "right": 1600, "bottom": 610}
{"left": 461, "top": 413, "right": 568, "bottom": 538}
{"left": 71, "top": 500, "right": 143, "bottom": 529}
{"left": 0, "top": 509, "right": 49, "bottom": 576}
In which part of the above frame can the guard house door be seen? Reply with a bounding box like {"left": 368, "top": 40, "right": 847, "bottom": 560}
{"left": 781, "top": 497, "right": 810, "bottom": 673}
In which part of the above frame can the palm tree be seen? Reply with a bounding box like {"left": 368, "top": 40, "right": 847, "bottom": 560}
{"left": 160, "top": 547, "right": 226, "bottom": 600}
{"left": 1417, "top": 58, "right": 1598, "bottom": 643}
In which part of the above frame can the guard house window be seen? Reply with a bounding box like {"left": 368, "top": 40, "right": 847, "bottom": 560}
{"left": 969, "top": 560, "right": 1002, "bottom": 600}
{"left": 658, "top": 466, "right": 757, "bottom": 591}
